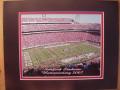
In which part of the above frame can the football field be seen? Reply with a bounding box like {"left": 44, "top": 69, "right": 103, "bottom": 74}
{"left": 23, "top": 42, "right": 100, "bottom": 69}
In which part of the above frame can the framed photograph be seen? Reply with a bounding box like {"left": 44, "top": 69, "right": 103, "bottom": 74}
{"left": 4, "top": 0, "right": 119, "bottom": 90}
{"left": 19, "top": 12, "right": 104, "bottom": 80}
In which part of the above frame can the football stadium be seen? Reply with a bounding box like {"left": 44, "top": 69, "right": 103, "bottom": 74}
{"left": 21, "top": 14, "right": 101, "bottom": 77}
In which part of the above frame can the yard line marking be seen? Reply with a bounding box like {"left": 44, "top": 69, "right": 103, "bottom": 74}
{"left": 23, "top": 52, "right": 33, "bottom": 67}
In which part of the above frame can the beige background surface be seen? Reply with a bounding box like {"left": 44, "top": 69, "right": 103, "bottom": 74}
{"left": 0, "top": 1, "right": 5, "bottom": 90}
{"left": 0, "top": 0, "right": 119, "bottom": 90}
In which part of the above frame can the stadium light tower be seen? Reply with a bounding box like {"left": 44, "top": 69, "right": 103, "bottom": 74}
{"left": 75, "top": 14, "right": 80, "bottom": 24}
{"left": 42, "top": 14, "right": 46, "bottom": 19}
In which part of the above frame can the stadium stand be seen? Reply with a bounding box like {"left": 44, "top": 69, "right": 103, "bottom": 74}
{"left": 21, "top": 17, "right": 100, "bottom": 49}
{"left": 22, "top": 32, "right": 100, "bottom": 49}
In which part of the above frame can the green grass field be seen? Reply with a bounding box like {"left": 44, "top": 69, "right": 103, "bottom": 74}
{"left": 23, "top": 42, "right": 100, "bottom": 68}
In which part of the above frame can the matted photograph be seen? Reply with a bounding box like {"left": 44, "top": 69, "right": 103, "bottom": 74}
{"left": 19, "top": 12, "right": 104, "bottom": 80}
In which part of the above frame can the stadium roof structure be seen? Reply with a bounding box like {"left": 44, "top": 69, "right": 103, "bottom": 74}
{"left": 21, "top": 18, "right": 74, "bottom": 24}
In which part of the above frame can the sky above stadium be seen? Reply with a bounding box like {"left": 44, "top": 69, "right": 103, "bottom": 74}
{"left": 21, "top": 14, "right": 101, "bottom": 24}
